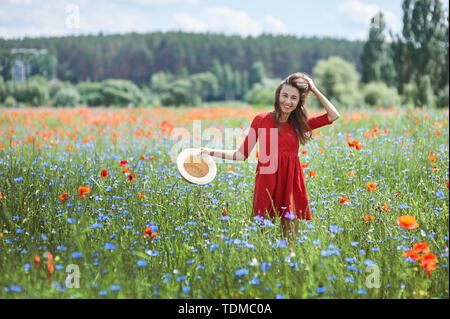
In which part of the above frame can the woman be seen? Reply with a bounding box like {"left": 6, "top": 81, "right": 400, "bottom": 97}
{"left": 200, "top": 73, "right": 340, "bottom": 238}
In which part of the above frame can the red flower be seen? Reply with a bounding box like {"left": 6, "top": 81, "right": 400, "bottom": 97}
{"left": 59, "top": 192, "right": 68, "bottom": 202}
{"left": 396, "top": 215, "right": 419, "bottom": 230}
{"left": 309, "top": 170, "right": 317, "bottom": 177}
{"left": 413, "top": 242, "right": 430, "bottom": 254}
{"left": 101, "top": 169, "right": 108, "bottom": 178}
{"left": 339, "top": 196, "right": 349, "bottom": 204}
{"left": 366, "top": 183, "right": 377, "bottom": 192}
{"left": 429, "top": 152, "right": 436, "bottom": 162}
{"left": 78, "top": 185, "right": 91, "bottom": 198}
{"left": 402, "top": 250, "right": 420, "bottom": 261}
{"left": 419, "top": 253, "right": 439, "bottom": 277}
{"left": 34, "top": 255, "right": 40, "bottom": 269}
{"left": 127, "top": 173, "right": 136, "bottom": 182}
{"left": 143, "top": 227, "right": 157, "bottom": 238}
{"left": 120, "top": 160, "right": 128, "bottom": 166}
{"left": 222, "top": 207, "right": 228, "bottom": 217}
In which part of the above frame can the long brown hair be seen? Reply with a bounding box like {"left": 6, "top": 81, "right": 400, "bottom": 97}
{"left": 272, "top": 73, "right": 312, "bottom": 145}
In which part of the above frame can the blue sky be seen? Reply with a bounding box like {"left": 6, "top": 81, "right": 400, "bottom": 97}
{"left": 0, "top": 0, "right": 448, "bottom": 40}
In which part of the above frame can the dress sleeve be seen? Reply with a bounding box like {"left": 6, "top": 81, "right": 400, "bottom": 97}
{"left": 307, "top": 113, "right": 332, "bottom": 131}
{"left": 237, "top": 115, "right": 259, "bottom": 159}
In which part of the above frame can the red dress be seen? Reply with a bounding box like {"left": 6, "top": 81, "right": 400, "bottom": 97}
{"left": 238, "top": 112, "right": 332, "bottom": 220}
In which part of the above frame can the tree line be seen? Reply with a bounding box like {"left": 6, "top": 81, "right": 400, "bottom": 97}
{"left": 0, "top": 0, "right": 448, "bottom": 108}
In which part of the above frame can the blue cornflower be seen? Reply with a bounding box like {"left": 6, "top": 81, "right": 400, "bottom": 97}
{"left": 260, "top": 262, "right": 271, "bottom": 272}
{"left": 358, "top": 289, "right": 368, "bottom": 295}
{"left": 177, "top": 275, "right": 187, "bottom": 281}
{"left": 436, "top": 189, "right": 445, "bottom": 200}
{"left": 104, "top": 243, "right": 116, "bottom": 250}
{"left": 316, "top": 287, "right": 326, "bottom": 293}
{"left": 146, "top": 250, "right": 159, "bottom": 256}
{"left": 235, "top": 268, "right": 249, "bottom": 277}
{"left": 182, "top": 286, "right": 191, "bottom": 294}
{"left": 327, "top": 275, "right": 336, "bottom": 281}
{"left": 345, "top": 276, "right": 355, "bottom": 283}
{"left": 312, "top": 240, "right": 320, "bottom": 245}
{"left": 351, "top": 241, "right": 359, "bottom": 247}
{"left": 364, "top": 259, "right": 375, "bottom": 267}
{"left": 137, "top": 260, "right": 147, "bottom": 267}
{"left": 283, "top": 211, "right": 295, "bottom": 220}
{"left": 67, "top": 218, "right": 76, "bottom": 224}
{"left": 72, "top": 252, "right": 82, "bottom": 259}
{"left": 90, "top": 223, "right": 103, "bottom": 229}
{"left": 110, "top": 285, "right": 121, "bottom": 291}
{"left": 276, "top": 294, "right": 285, "bottom": 299}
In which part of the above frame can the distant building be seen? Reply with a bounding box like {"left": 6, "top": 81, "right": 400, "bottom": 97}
{"left": 11, "top": 59, "right": 26, "bottom": 82}
{"left": 10, "top": 48, "right": 53, "bottom": 82}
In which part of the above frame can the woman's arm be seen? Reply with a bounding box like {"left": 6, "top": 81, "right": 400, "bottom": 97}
{"left": 199, "top": 147, "right": 246, "bottom": 161}
{"left": 305, "top": 76, "right": 340, "bottom": 122}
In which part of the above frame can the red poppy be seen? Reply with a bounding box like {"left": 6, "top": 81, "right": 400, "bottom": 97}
{"left": 127, "top": 173, "right": 136, "bottom": 182}
{"left": 122, "top": 166, "right": 130, "bottom": 174}
{"left": 78, "top": 185, "right": 91, "bottom": 199}
{"left": 429, "top": 152, "right": 436, "bottom": 162}
{"left": 365, "top": 215, "right": 374, "bottom": 222}
{"left": 101, "top": 169, "right": 108, "bottom": 178}
{"left": 120, "top": 160, "right": 128, "bottom": 166}
{"left": 366, "top": 183, "right": 377, "bottom": 192}
{"left": 34, "top": 255, "right": 41, "bottom": 269}
{"left": 309, "top": 170, "right": 317, "bottom": 177}
{"left": 222, "top": 207, "right": 228, "bottom": 217}
{"left": 59, "top": 192, "right": 68, "bottom": 202}
{"left": 143, "top": 227, "right": 157, "bottom": 238}
{"left": 339, "top": 196, "right": 349, "bottom": 204}
{"left": 413, "top": 242, "right": 430, "bottom": 254}
{"left": 402, "top": 250, "right": 420, "bottom": 261}
{"left": 396, "top": 215, "right": 419, "bottom": 230}
{"left": 419, "top": 253, "right": 438, "bottom": 277}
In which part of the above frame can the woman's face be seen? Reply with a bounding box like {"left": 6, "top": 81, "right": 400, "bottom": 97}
{"left": 278, "top": 84, "right": 300, "bottom": 116}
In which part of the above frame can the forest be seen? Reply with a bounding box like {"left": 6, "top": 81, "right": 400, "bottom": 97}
{"left": 0, "top": 0, "right": 448, "bottom": 108}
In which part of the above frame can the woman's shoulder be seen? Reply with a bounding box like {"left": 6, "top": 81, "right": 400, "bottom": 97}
{"left": 253, "top": 112, "right": 272, "bottom": 121}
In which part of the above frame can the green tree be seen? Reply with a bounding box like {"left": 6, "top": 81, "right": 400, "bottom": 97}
{"left": 361, "top": 12, "right": 396, "bottom": 86}
{"left": 391, "top": 0, "right": 447, "bottom": 98}
{"left": 249, "top": 61, "right": 267, "bottom": 87}
{"left": 312, "top": 56, "right": 362, "bottom": 107}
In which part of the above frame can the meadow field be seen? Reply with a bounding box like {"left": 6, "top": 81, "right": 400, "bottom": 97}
{"left": 0, "top": 104, "right": 448, "bottom": 299}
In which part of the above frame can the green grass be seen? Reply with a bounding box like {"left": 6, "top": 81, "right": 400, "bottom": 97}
{"left": 0, "top": 105, "right": 448, "bottom": 298}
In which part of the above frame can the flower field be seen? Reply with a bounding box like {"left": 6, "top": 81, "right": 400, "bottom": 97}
{"left": 0, "top": 105, "right": 448, "bottom": 298}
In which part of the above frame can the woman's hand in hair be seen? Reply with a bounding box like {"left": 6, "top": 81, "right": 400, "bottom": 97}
{"left": 303, "top": 74, "right": 317, "bottom": 92}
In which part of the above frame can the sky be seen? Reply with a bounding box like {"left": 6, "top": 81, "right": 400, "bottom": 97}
{"left": 0, "top": 0, "right": 448, "bottom": 41}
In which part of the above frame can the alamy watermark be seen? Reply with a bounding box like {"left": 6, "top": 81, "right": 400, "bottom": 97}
{"left": 65, "top": 264, "right": 80, "bottom": 288}
{"left": 65, "top": 3, "right": 80, "bottom": 29}
{"left": 365, "top": 264, "right": 381, "bottom": 289}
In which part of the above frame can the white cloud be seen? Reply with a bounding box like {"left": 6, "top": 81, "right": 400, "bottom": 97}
{"left": 337, "top": 0, "right": 401, "bottom": 32}
{"left": 172, "top": 12, "right": 208, "bottom": 33}
{"left": 170, "top": 7, "right": 288, "bottom": 37}
{"left": 113, "top": 0, "right": 199, "bottom": 6}
{"left": 263, "top": 16, "right": 289, "bottom": 35}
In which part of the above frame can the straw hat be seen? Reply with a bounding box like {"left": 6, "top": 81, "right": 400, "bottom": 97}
{"left": 177, "top": 148, "right": 217, "bottom": 185}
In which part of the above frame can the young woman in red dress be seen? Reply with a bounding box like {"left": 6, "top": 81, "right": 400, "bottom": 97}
{"left": 200, "top": 73, "right": 340, "bottom": 238}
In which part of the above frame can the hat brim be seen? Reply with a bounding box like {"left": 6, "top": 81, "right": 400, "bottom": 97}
{"left": 177, "top": 148, "right": 217, "bottom": 185}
